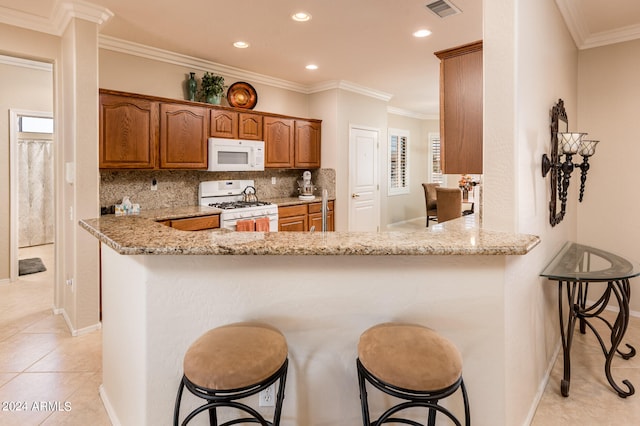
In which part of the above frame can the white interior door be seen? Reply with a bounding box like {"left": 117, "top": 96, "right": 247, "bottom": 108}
{"left": 349, "top": 126, "right": 379, "bottom": 231}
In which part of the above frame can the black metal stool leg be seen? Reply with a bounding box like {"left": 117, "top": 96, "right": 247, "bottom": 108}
{"left": 174, "top": 377, "right": 185, "bottom": 426}
{"left": 461, "top": 379, "right": 471, "bottom": 426}
{"left": 208, "top": 406, "right": 218, "bottom": 426}
{"left": 272, "top": 359, "right": 288, "bottom": 426}
{"left": 357, "top": 360, "right": 372, "bottom": 426}
{"left": 427, "top": 404, "right": 437, "bottom": 425}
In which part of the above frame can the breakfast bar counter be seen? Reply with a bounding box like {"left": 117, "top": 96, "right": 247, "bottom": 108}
{"left": 80, "top": 213, "right": 539, "bottom": 256}
{"left": 81, "top": 213, "right": 540, "bottom": 426}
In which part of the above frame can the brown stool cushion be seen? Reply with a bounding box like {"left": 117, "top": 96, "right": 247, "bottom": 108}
{"left": 184, "top": 322, "right": 288, "bottom": 390}
{"left": 358, "top": 323, "right": 462, "bottom": 391}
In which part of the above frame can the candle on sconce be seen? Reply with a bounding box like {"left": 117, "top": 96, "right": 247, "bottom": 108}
{"left": 579, "top": 140, "right": 599, "bottom": 157}
{"left": 557, "top": 132, "right": 587, "bottom": 154}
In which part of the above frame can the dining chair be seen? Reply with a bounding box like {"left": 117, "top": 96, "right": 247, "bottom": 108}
{"left": 422, "top": 183, "right": 440, "bottom": 227}
{"left": 435, "top": 187, "right": 462, "bottom": 224}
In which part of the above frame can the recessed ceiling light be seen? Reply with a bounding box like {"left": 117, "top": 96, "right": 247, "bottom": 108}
{"left": 292, "top": 12, "right": 312, "bottom": 22}
{"left": 413, "top": 29, "right": 432, "bottom": 38}
{"left": 305, "top": 64, "right": 318, "bottom": 70}
{"left": 233, "top": 41, "right": 250, "bottom": 49}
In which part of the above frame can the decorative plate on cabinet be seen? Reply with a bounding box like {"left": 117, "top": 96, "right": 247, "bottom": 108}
{"left": 227, "top": 82, "right": 258, "bottom": 109}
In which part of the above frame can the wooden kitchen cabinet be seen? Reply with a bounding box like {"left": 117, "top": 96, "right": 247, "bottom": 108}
{"left": 264, "top": 116, "right": 295, "bottom": 168}
{"left": 434, "top": 40, "right": 483, "bottom": 174}
{"left": 99, "top": 93, "right": 159, "bottom": 169}
{"left": 99, "top": 89, "right": 322, "bottom": 170}
{"left": 278, "top": 201, "right": 334, "bottom": 232}
{"left": 294, "top": 120, "right": 321, "bottom": 168}
{"left": 264, "top": 116, "right": 322, "bottom": 169}
{"left": 166, "top": 214, "right": 220, "bottom": 231}
{"left": 278, "top": 204, "right": 308, "bottom": 231}
{"left": 308, "top": 201, "right": 334, "bottom": 231}
{"left": 159, "top": 103, "right": 208, "bottom": 169}
{"left": 210, "top": 110, "right": 263, "bottom": 140}
{"left": 239, "top": 113, "right": 263, "bottom": 140}
{"left": 210, "top": 109, "right": 237, "bottom": 138}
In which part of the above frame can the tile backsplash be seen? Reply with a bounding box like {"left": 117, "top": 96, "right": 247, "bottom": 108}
{"left": 100, "top": 169, "right": 336, "bottom": 211}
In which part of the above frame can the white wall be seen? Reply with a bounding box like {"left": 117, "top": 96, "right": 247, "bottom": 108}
{"left": 0, "top": 60, "right": 53, "bottom": 282}
{"left": 102, "top": 247, "right": 508, "bottom": 426}
{"left": 577, "top": 38, "right": 640, "bottom": 313}
{"left": 484, "top": 0, "right": 578, "bottom": 423}
{"left": 0, "top": 17, "right": 102, "bottom": 333}
{"left": 384, "top": 114, "right": 439, "bottom": 226}
{"left": 99, "top": 49, "right": 310, "bottom": 118}
{"left": 59, "top": 18, "right": 101, "bottom": 333}
{"left": 334, "top": 90, "right": 388, "bottom": 231}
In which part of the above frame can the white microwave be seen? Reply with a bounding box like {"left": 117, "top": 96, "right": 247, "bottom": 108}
{"left": 207, "top": 138, "right": 265, "bottom": 172}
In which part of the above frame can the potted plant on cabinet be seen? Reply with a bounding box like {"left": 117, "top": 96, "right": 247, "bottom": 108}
{"left": 199, "top": 72, "right": 226, "bottom": 105}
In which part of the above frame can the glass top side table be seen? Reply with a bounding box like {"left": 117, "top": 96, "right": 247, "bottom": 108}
{"left": 541, "top": 242, "right": 640, "bottom": 397}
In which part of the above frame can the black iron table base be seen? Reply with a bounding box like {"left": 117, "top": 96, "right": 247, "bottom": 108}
{"left": 557, "top": 279, "right": 636, "bottom": 398}
{"left": 541, "top": 242, "right": 640, "bottom": 399}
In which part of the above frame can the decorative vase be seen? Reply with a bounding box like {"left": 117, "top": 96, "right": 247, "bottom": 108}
{"left": 462, "top": 188, "right": 468, "bottom": 200}
{"left": 187, "top": 72, "right": 197, "bottom": 102}
{"left": 206, "top": 93, "right": 222, "bottom": 105}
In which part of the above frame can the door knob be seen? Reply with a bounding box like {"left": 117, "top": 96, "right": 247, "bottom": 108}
{"left": 352, "top": 193, "right": 360, "bottom": 198}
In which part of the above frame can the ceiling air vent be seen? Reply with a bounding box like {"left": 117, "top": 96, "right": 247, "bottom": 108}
{"left": 425, "top": 0, "right": 462, "bottom": 18}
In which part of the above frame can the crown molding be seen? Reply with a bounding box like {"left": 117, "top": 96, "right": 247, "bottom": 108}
{"left": 555, "top": 0, "right": 588, "bottom": 49}
{"left": 99, "top": 35, "right": 310, "bottom": 94}
{"left": 0, "top": 1, "right": 112, "bottom": 36}
{"left": 387, "top": 106, "right": 437, "bottom": 120}
{"left": 99, "top": 35, "right": 397, "bottom": 103}
{"left": 581, "top": 23, "right": 640, "bottom": 50}
{"left": 0, "top": 6, "right": 55, "bottom": 34}
{"left": 52, "top": 0, "right": 113, "bottom": 34}
{"left": 0, "top": 54, "right": 53, "bottom": 71}
{"left": 555, "top": 0, "right": 640, "bottom": 50}
{"left": 308, "top": 80, "right": 393, "bottom": 102}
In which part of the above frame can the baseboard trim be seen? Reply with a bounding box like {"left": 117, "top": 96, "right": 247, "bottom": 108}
{"left": 0, "top": 278, "right": 11, "bottom": 286}
{"left": 56, "top": 308, "right": 102, "bottom": 336}
{"left": 99, "top": 384, "right": 122, "bottom": 426}
{"left": 523, "top": 342, "right": 561, "bottom": 425}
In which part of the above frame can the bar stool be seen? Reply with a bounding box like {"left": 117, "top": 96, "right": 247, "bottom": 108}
{"left": 357, "top": 323, "right": 470, "bottom": 426}
{"left": 174, "top": 322, "right": 288, "bottom": 426}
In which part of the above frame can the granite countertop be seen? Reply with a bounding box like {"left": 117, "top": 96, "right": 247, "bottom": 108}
{"left": 80, "top": 209, "right": 540, "bottom": 256}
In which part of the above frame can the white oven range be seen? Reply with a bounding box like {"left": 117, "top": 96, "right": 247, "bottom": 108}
{"left": 199, "top": 180, "right": 278, "bottom": 232}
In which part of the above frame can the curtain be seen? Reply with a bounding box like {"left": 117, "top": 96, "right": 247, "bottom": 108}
{"left": 18, "top": 139, "right": 54, "bottom": 247}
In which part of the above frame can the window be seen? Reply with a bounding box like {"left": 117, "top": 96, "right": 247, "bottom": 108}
{"left": 19, "top": 116, "right": 54, "bottom": 134}
{"left": 388, "top": 128, "right": 409, "bottom": 195}
{"left": 429, "top": 133, "right": 443, "bottom": 184}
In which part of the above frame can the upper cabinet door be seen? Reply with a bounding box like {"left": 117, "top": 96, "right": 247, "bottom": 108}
{"left": 238, "top": 112, "right": 263, "bottom": 140}
{"left": 210, "top": 109, "right": 238, "bottom": 139}
{"left": 264, "top": 116, "right": 295, "bottom": 168}
{"left": 159, "top": 103, "right": 208, "bottom": 169}
{"left": 435, "top": 41, "right": 483, "bottom": 174}
{"left": 99, "top": 94, "right": 159, "bottom": 169}
{"left": 294, "top": 120, "right": 321, "bottom": 168}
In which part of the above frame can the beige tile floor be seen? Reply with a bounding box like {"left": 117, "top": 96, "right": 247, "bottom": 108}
{"left": 2, "top": 241, "right": 640, "bottom": 425}
{"left": 0, "top": 244, "right": 109, "bottom": 426}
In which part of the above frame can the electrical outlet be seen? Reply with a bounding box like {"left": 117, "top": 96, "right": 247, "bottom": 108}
{"left": 151, "top": 178, "right": 158, "bottom": 191}
{"left": 271, "top": 177, "right": 276, "bottom": 185}
{"left": 259, "top": 384, "right": 275, "bottom": 407}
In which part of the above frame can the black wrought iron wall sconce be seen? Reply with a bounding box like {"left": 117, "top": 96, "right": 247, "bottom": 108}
{"left": 542, "top": 99, "right": 599, "bottom": 226}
